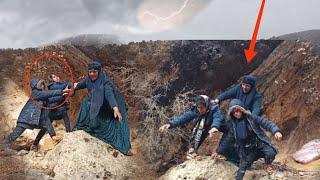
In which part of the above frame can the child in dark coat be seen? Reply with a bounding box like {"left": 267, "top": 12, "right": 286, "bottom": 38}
{"left": 47, "top": 73, "right": 72, "bottom": 132}
{"left": 213, "top": 99, "right": 282, "bottom": 180}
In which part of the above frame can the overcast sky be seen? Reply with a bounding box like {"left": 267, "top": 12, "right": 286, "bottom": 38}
{"left": 0, "top": 0, "right": 319, "bottom": 48}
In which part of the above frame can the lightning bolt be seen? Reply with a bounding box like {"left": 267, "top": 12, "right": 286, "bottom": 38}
{"left": 140, "top": 0, "right": 190, "bottom": 25}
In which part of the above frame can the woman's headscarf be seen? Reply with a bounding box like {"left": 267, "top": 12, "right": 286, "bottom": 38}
{"left": 85, "top": 61, "right": 116, "bottom": 119}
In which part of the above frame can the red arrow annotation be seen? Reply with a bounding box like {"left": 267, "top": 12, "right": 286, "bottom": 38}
{"left": 244, "top": 0, "right": 266, "bottom": 63}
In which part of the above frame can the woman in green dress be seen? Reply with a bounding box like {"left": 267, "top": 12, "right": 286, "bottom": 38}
{"left": 73, "top": 61, "right": 131, "bottom": 155}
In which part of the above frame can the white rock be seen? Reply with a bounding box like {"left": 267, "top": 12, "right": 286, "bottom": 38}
{"left": 160, "top": 158, "right": 238, "bottom": 180}
{"left": 24, "top": 130, "right": 143, "bottom": 180}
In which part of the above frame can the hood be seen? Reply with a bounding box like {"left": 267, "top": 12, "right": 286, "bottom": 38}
{"left": 30, "top": 78, "right": 46, "bottom": 90}
{"left": 88, "top": 60, "right": 102, "bottom": 72}
{"left": 30, "top": 78, "right": 40, "bottom": 90}
{"left": 227, "top": 99, "right": 251, "bottom": 118}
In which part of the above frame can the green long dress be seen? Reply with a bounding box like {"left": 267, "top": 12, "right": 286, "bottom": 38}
{"left": 73, "top": 79, "right": 131, "bottom": 155}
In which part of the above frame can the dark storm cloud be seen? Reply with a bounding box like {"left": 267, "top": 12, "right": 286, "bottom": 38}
{"left": 0, "top": 0, "right": 143, "bottom": 48}
{"left": 81, "top": 0, "right": 141, "bottom": 23}
{"left": 0, "top": 0, "right": 319, "bottom": 48}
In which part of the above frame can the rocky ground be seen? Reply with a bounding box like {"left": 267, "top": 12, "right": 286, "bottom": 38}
{"left": 23, "top": 130, "right": 155, "bottom": 180}
{"left": 161, "top": 157, "right": 320, "bottom": 180}
{"left": 2, "top": 130, "right": 319, "bottom": 180}
{"left": 0, "top": 130, "right": 156, "bottom": 180}
{"left": 252, "top": 40, "right": 320, "bottom": 171}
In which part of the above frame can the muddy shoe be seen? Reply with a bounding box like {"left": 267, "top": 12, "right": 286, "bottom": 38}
{"left": 187, "top": 148, "right": 201, "bottom": 160}
{"left": 187, "top": 153, "right": 201, "bottom": 160}
{"left": 265, "top": 165, "right": 275, "bottom": 175}
{"left": 211, "top": 152, "right": 226, "bottom": 160}
{"left": 52, "top": 135, "right": 63, "bottom": 145}
{"left": 30, "top": 144, "right": 39, "bottom": 152}
{"left": 186, "top": 148, "right": 199, "bottom": 160}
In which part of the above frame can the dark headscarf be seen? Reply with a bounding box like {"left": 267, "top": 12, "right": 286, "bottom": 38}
{"left": 88, "top": 61, "right": 102, "bottom": 72}
{"left": 236, "top": 75, "right": 257, "bottom": 110}
{"left": 242, "top": 75, "right": 256, "bottom": 87}
{"left": 85, "top": 61, "right": 116, "bottom": 119}
{"left": 195, "top": 95, "right": 210, "bottom": 108}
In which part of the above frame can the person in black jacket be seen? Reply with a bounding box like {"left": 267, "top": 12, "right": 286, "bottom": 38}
{"left": 212, "top": 99, "right": 283, "bottom": 180}
{"left": 3, "top": 78, "right": 70, "bottom": 154}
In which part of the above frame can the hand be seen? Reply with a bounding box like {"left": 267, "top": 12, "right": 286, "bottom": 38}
{"left": 52, "top": 135, "right": 62, "bottom": 144}
{"left": 113, "top": 107, "right": 122, "bottom": 121}
{"left": 73, "top": 82, "right": 78, "bottom": 89}
{"left": 159, "top": 124, "right": 170, "bottom": 133}
{"left": 274, "top": 132, "right": 282, "bottom": 141}
{"left": 211, "top": 152, "right": 223, "bottom": 159}
{"left": 62, "top": 86, "right": 71, "bottom": 96}
{"left": 208, "top": 127, "right": 219, "bottom": 137}
{"left": 213, "top": 99, "right": 219, "bottom": 104}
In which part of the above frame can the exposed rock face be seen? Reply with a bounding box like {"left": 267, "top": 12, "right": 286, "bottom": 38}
{"left": 157, "top": 40, "right": 282, "bottom": 105}
{"left": 252, "top": 41, "right": 320, "bottom": 169}
{"left": 0, "top": 78, "right": 28, "bottom": 139}
{"left": 276, "top": 30, "right": 320, "bottom": 47}
{"left": 24, "top": 131, "right": 150, "bottom": 180}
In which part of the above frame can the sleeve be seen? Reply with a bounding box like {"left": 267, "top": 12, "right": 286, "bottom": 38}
{"left": 168, "top": 110, "right": 198, "bottom": 128}
{"left": 104, "top": 84, "right": 118, "bottom": 108}
{"left": 74, "top": 79, "right": 87, "bottom": 91}
{"left": 210, "top": 106, "right": 223, "bottom": 129}
{"left": 255, "top": 116, "right": 280, "bottom": 134}
{"left": 251, "top": 93, "right": 263, "bottom": 116}
{"left": 48, "top": 96, "right": 65, "bottom": 104}
{"left": 32, "top": 89, "right": 63, "bottom": 101}
{"left": 217, "top": 86, "right": 238, "bottom": 102}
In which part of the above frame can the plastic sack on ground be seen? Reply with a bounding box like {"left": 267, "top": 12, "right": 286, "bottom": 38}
{"left": 292, "top": 139, "right": 320, "bottom": 164}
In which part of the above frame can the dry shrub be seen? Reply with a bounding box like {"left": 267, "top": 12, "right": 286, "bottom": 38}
{"left": 136, "top": 90, "right": 195, "bottom": 171}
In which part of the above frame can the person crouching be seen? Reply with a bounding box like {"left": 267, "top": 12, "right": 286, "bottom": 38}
{"left": 225, "top": 99, "right": 282, "bottom": 180}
